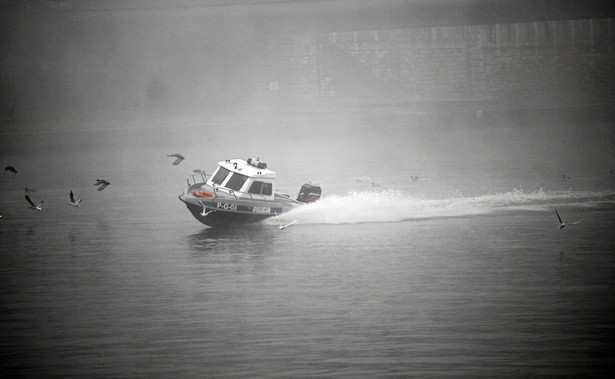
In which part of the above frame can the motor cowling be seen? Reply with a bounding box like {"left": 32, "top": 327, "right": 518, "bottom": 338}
{"left": 297, "top": 183, "right": 322, "bottom": 203}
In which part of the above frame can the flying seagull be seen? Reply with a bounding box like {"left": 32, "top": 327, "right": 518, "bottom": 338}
{"left": 198, "top": 200, "right": 215, "bottom": 216}
{"left": 25, "top": 194, "right": 44, "bottom": 211}
{"left": 68, "top": 190, "right": 81, "bottom": 207}
{"left": 275, "top": 213, "right": 298, "bottom": 230}
{"left": 167, "top": 153, "right": 185, "bottom": 166}
{"left": 94, "top": 179, "right": 110, "bottom": 191}
{"left": 4, "top": 166, "right": 17, "bottom": 178}
{"left": 555, "top": 209, "right": 580, "bottom": 230}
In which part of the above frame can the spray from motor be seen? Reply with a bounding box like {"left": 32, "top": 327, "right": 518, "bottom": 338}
{"left": 283, "top": 188, "right": 614, "bottom": 225}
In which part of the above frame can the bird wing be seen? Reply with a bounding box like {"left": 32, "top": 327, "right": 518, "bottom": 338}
{"left": 172, "top": 157, "right": 184, "bottom": 166}
{"left": 97, "top": 183, "right": 109, "bottom": 191}
{"left": 70, "top": 190, "right": 75, "bottom": 203}
{"left": 25, "top": 194, "right": 35, "bottom": 207}
{"left": 284, "top": 219, "right": 298, "bottom": 228}
{"left": 555, "top": 209, "right": 563, "bottom": 224}
{"left": 5, "top": 166, "right": 17, "bottom": 178}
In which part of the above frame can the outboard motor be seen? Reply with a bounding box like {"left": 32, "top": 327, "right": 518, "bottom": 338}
{"left": 297, "top": 183, "right": 322, "bottom": 203}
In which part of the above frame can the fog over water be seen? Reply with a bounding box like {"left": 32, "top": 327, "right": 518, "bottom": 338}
{"left": 3, "top": 110, "right": 614, "bottom": 196}
{"left": 2, "top": 2, "right": 614, "bottom": 191}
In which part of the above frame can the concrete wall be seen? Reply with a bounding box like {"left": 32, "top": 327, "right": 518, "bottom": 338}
{"left": 262, "top": 18, "right": 615, "bottom": 109}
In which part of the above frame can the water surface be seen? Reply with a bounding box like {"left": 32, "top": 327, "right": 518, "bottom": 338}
{"left": 2, "top": 155, "right": 614, "bottom": 376}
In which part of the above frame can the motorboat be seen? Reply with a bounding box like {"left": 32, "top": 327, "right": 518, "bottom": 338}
{"left": 179, "top": 158, "right": 321, "bottom": 227}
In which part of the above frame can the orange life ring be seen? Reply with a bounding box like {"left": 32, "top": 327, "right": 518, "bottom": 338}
{"left": 193, "top": 191, "right": 215, "bottom": 198}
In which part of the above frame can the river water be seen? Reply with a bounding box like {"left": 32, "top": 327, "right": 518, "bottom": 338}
{"left": 1, "top": 112, "right": 615, "bottom": 377}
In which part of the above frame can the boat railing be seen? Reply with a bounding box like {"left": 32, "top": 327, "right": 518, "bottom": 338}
{"left": 246, "top": 193, "right": 268, "bottom": 201}
{"left": 186, "top": 173, "right": 207, "bottom": 186}
{"left": 211, "top": 185, "right": 268, "bottom": 201}
{"left": 211, "top": 185, "right": 237, "bottom": 199}
{"left": 186, "top": 173, "right": 208, "bottom": 192}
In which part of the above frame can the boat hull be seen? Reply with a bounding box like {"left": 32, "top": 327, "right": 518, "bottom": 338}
{"left": 179, "top": 192, "right": 298, "bottom": 227}
{"left": 182, "top": 198, "right": 273, "bottom": 227}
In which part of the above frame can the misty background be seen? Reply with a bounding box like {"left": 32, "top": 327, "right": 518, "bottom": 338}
{"left": 3, "top": 3, "right": 615, "bottom": 377}
{"left": 1, "top": 0, "right": 615, "bottom": 193}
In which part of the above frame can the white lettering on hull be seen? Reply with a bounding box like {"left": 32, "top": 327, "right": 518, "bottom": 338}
{"left": 216, "top": 202, "right": 238, "bottom": 211}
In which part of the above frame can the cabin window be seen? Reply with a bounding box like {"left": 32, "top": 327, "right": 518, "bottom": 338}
{"left": 211, "top": 167, "right": 230, "bottom": 185}
{"left": 262, "top": 182, "right": 272, "bottom": 196}
{"left": 248, "top": 181, "right": 263, "bottom": 194}
{"left": 248, "top": 180, "right": 273, "bottom": 196}
{"left": 226, "top": 173, "right": 248, "bottom": 191}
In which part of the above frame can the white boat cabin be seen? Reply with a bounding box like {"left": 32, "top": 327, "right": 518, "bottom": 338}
{"left": 207, "top": 159, "right": 276, "bottom": 200}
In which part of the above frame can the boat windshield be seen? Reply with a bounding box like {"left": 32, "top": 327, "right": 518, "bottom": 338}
{"left": 248, "top": 181, "right": 263, "bottom": 194}
{"left": 262, "top": 182, "right": 272, "bottom": 195}
{"left": 211, "top": 167, "right": 230, "bottom": 185}
{"left": 248, "top": 181, "right": 273, "bottom": 196}
{"left": 226, "top": 173, "right": 248, "bottom": 191}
